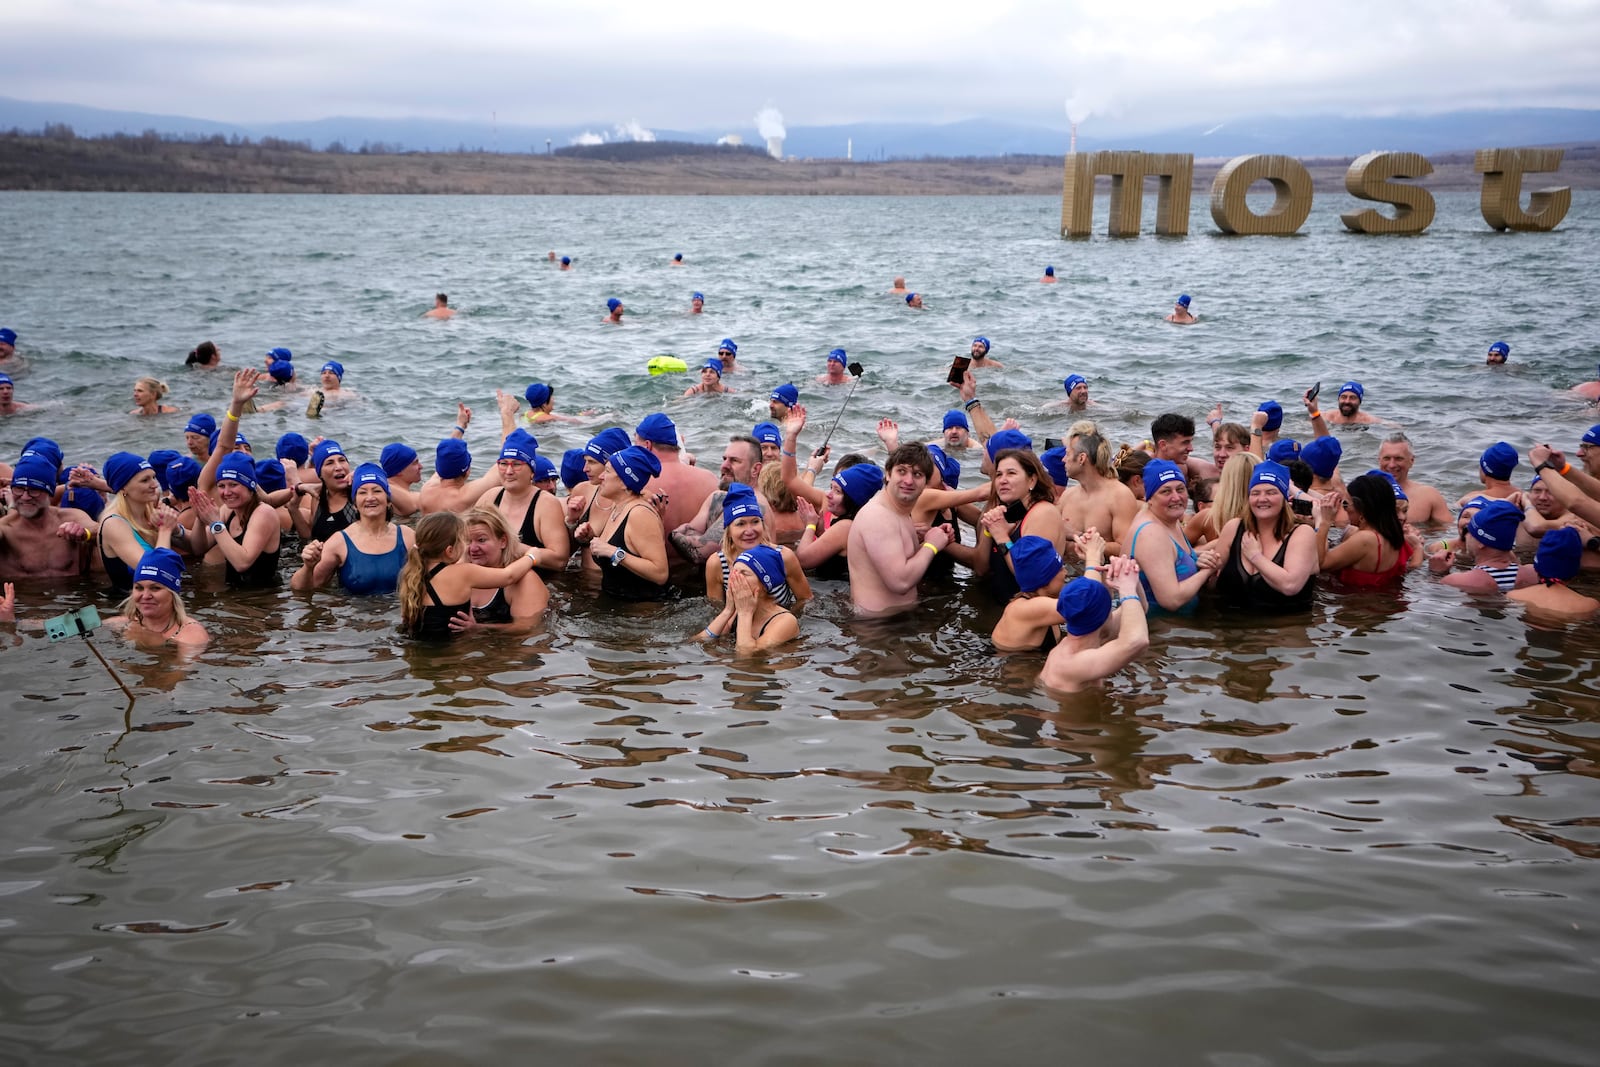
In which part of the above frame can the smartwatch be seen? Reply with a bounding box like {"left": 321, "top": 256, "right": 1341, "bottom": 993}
{"left": 609, "top": 546, "right": 626, "bottom": 566}
{"left": 209, "top": 521, "right": 226, "bottom": 535}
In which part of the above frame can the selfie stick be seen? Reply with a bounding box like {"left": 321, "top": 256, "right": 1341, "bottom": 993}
{"left": 817, "top": 363, "right": 866, "bottom": 452}
{"left": 73, "top": 614, "right": 136, "bottom": 703}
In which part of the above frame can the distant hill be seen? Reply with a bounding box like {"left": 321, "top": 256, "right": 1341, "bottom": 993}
{"left": 1, "top": 95, "right": 1596, "bottom": 159}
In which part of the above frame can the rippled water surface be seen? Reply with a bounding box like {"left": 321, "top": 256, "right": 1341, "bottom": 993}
{"left": 2, "top": 191, "right": 1598, "bottom": 1064}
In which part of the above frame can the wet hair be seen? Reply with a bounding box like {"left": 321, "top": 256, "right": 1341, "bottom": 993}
{"left": 834, "top": 453, "right": 869, "bottom": 473}
{"left": 1215, "top": 422, "right": 1251, "bottom": 449}
{"left": 398, "top": 512, "right": 465, "bottom": 632}
{"left": 1346, "top": 474, "right": 1405, "bottom": 550}
{"left": 1114, "top": 447, "right": 1151, "bottom": 497}
{"left": 1069, "top": 428, "right": 1113, "bottom": 478}
{"left": 759, "top": 462, "right": 797, "bottom": 513}
{"left": 987, "top": 448, "right": 1055, "bottom": 510}
{"left": 1191, "top": 476, "right": 1219, "bottom": 507}
{"left": 186, "top": 341, "right": 219, "bottom": 367}
{"left": 1286, "top": 459, "right": 1314, "bottom": 492}
{"left": 1150, "top": 413, "right": 1195, "bottom": 443}
{"left": 465, "top": 506, "right": 521, "bottom": 566}
{"left": 135, "top": 376, "right": 169, "bottom": 401}
{"left": 436, "top": 293, "right": 449, "bottom": 305}
{"left": 885, "top": 442, "right": 933, "bottom": 479}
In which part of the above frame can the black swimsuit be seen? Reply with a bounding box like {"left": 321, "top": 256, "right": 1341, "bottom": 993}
{"left": 472, "top": 588, "right": 513, "bottom": 624}
{"left": 1217, "top": 523, "right": 1313, "bottom": 613}
{"left": 310, "top": 494, "right": 359, "bottom": 543}
{"left": 223, "top": 510, "right": 281, "bottom": 589}
{"left": 414, "top": 562, "right": 469, "bottom": 640}
{"left": 600, "top": 506, "right": 671, "bottom": 601}
{"left": 494, "top": 487, "right": 548, "bottom": 549}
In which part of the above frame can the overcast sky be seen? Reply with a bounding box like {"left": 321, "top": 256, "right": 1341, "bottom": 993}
{"left": 9, "top": 0, "right": 1600, "bottom": 132}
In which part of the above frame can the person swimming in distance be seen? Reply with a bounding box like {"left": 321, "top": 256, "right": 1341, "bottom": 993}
{"left": 683, "top": 358, "right": 734, "bottom": 397}
{"left": 1062, "top": 374, "right": 1089, "bottom": 412}
{"left": 105, "top": 547, "right": 209, "bottom": 648}
{"left": 889, "top": 276, "right": 908, "bottom": 295}
{"left": 1325, "top": 380, "right": 1385, "bottom": 426}
{"left": 0, "top": 372, "right": 32, "bottom": 415}
{"left": 424, "top": 293, "right": 456, "bottom": 320}
{"left": 928, "top": 409, "right": 977, "bottom": 452}
{"left": 1486, "top": 340, "right": 1509, "bottom": 365}
{"left": 0, "top": 328, "right": 18, "bottom": 364}
{"left": 319, "top": 360, "right": 355, "bottom": 399}
{"left": 1166, "top": 293, "right": 1197, "bottom": 324}
{"left": 1040, "top": 266, "right": 1057, "bottom": 284}
{"left": 671, "top": 253, "right": 684, "bottom": 266}
{"left": 714, "top": 338, "right": 739, "bottom": 373}
{"left": 559, "top": 255, "right": 571, "bottom": 271}
{"left": 604, "top": 297, "right": 625, "bottom": 323}
{"left": 752, "top": 422, "right": 784, "bottom": 464}
{"left": 130, "top": 376, "right": 179, "bottom": 416}
{"left": 185, "top": 340, "right": 221, "bottom": 368}
{"left": 690, "top": 292, "right": 705, "bottom": 314}
{"left": 769, "top": 382, "right": 800, "bottom": 422}
{"left": 818, "top": 349, "right": 850, "bottom": 385}
{"left": 1573, "top": 364, "right": 1600, "bottom": 403}
{"left": 904, "top": 292, "right": 924, "bottom": 309}
{"left": 970, "top": 336, "right": 1004, "bottom": 370}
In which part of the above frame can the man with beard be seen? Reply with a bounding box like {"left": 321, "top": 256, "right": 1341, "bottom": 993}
{"left": 669, "top": 435, "right": 772, "bottom": 564}
{"left": 1058, "top": 422, "right": 1140, "bottom": 555}
{"left": 0, "top": 457, "right": 96, "bottom": 579}
{"left": 848, "top": 444, "right": 952, "bottom": 616}
{"left": 1325, "top": 380, "right": 1385, "bottom": 426}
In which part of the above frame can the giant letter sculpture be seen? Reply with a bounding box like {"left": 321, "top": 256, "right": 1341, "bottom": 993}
{"left": 1339, "top": 151, "right": 1436, "bottom": 235}
{"left": 1061, "top": 151, "right": 1195, "bottom": 237}
{"left": 1476, "top": 148, "right": 1570, "bottom": 232}
{"left": 1209, "top": 154, "right": 1313, "bottom": 235}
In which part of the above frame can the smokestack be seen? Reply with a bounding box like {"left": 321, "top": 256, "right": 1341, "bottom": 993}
{"left": 766, "top": 135, "right": 784, "bottom": 160}
{"left": 847, "top": 137, "right": 852, "bottom": 161}
{"left": 1070, "top": 122, "right": 1077, "bottom": 154}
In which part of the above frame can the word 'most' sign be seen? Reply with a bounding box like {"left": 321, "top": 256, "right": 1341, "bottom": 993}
{"left": 1059, "top": 148, "right": 1571, "bottom": 237}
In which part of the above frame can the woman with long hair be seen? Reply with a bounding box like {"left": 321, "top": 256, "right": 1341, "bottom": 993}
{"left": 290, "top": 463, "right": 414, "bottom": 595}
{"left": 107, "top": 547, "right": 208, "bottom": 647}
{"left": 185, "top": 340, "right": 221, "bottom": 369}
{"left": 1187, "top": 451, "right": 1259, "bottom": 546}
{"left": 974, "top": 448, "right": 1067, "bottom": 604}
{"left": 190, "top": 452, "right": 282, "bottom": 588}
{"left": 1210, "top": 461, "right": 1322, "bottom": 613}
{"left": 793, "top": 459, "right": 882, "bottom": 581}
{"left": 758, "top": 462, "right": 807, "bottom": 543}
{"left": 98, "top": 452, "right": 181, "bottom": 595}
{"left": 397, "top": 512, "right": 541, "bottom": 640}
{"left": 453, "top": 506, "right": 548, "bottom": 631}
{"left": 1320, "top": 473, "right": 1420, "bottom": 587}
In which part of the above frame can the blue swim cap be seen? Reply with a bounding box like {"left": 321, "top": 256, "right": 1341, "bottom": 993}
{"left": 828, "top": 348, "right": 847, "bottom": 365}
{"left": 533, "top": 454, "right": 557, "bottom": 482}
{"left": 9, "top": 457, "right": 58, "bottom": 493}
{"left": 560, "top": 256, "right": 570, "bottom": 265}
{"left": 1339, "top": 381, "right": 1363, "bottom": 400}
{"left": 832, "top": 464, "right": 884, "bottom": 509}
{"left": 164, "top": 457, "right": 202, "bottom": 498}
{"left": 148, "top": 449, "right": 181, "bottom": 490}
{"left": 436, "top": 438, "right": 472, "bottom": 479}
{"left": 673, "top": 253, "right": 682, "bottom": 262}
{"left": 268, "top": 346, "right": 292, "bottom": 361}
{"left": 1040, "top": 446, "right": 1069, "bottom": 489}
{"left": 692, "top": 291, "right": 704, "bottom": 302}
{"left": 927, "top": 444, "right": 959, "bottom": 488}
{"left": 723, "top": 482, "right": 762, "bottom": 525}
{"left": 215, "top": 452, "right": 259, "bottom": 492}
{"left": 380, "top": 442, "right": 418, "bottom": 477}
{"left": 320, "top": 360, "right": 344, "bottom": 381}
{"left": 1479, "top": 441, "right": 1518, "bottom": 481}
{"left": 752, "top": 422, "right": 782, "bottom": 446}
{"left": 973, "top": 337, "right": 991, "bottom": 354}
{"left": 634, "top": 413, "right": 678, "bottom": 447}
{"left": 1044, "top": 266, "right": 1055, "bottom": 277}
{"left": 1364, "top": 469, "right": 1406, "bottom": 501}
{"left": 184, "top": 413, "right": 216, "bottom": 437}
{"left": 1488, "top": 341, "right": 1510, "bottom": 357}
{"left": 277, "top": 432, "right": 310, "bottom": 466}
{"left": 134, "top": 547, "right": 186, "bottom": 594}
{"left": 1301, "top": 436, "right": 1342, "bottom": 479}
{"left": 718, "top": 338, "right": 738, "bottom": 356}
{"left": 559, "top": 449, "right": 587, "bottom": 488}
{"left": 1056, "top": 576, "right": 1113, "bottom": 636}
{"left": 207, "top": 428, "right": 249, "bottom": 454}
{"left": 770, "top": 383, "right": 799, "bottom": 407}
{"left": 606, "top": 298, "right": 621, "bottom": 312}
{"left": 311, "top": 439, "right": 345, "bottom": 474}
{"left": 1584, "top": 425, "right": 1600, "bottom": 447}
{"left": 1536, "top": 526, "right": 1583, "bottom": 581}
{"left": 1011, "top": 535, "right": 1063, "bottom": 594}
{"left": 525, "top": 382, "right": 553, "bottom": 409}
{"left": 586, "top": 427, "right": 631, "bottom": 462}
{"left": 1468, "top": 499, "right": 1523, "bottom": 550}
{"left": 1266, "top": 439, "right": 1301, "bottom": 464}
{"left": 609, "top": 446, "right": 662, "bottom": 494}
{"left": 986, "top": 428, "right": 1033, "bottom": 462}
{"left": 351, "top": 462, "right": 390, "bottom": 497}
{"left": 268, "top": 359, "right": 294, "bottom": 383}
{"left": 1257, "top": 400, "right": 1284, "bottom": 432}
{"left": 254, "top": 459, "right": 288, "bottom": 493}
{"left": 942, "top": 410, "right": 969, "bottom": 432}
{"left": 701, "top": 358, "right": 724, "bottom": 377}
{"left": 105, "top": 452, "right": 153, "bottom": 494}
{"left": 499, "top": 428, "right": 538, "bottom": 468}
{"left": 1176, "top": 294, "right": 1191, "bottom": 308}
{"left": 59, "top": 486, "right": 104, "bottom": 520}
{"left": 0, "top": 328, "right": 16, "bottom": 346}
{"left": 1063, "top": 373, "right": 1087, "bottom": 395}
{"left": 20, "top": 437, "right": 64, "bottom": 472}
{"left": 1250, "top": 461, "right": 1291, "bottom": 498}
{"left": 1142, "top": 459, "right": 1185, "bottom": 499}
{"left": 735, "top": 544, "right": 788, "bottom": 598}
{"left": 905, "top": 293, "right": 917, "bottom": 304}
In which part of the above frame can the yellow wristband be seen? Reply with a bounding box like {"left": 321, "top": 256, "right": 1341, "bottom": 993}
{"left": 805, "top": 523, "right": 817, "bottom": 532}
{"left": 225, "top": 411, "right": 241, "bottom": 422}
{"left": 922, "top": 541, "right": 938, "bottom": 555}
{"left": 981, "top": 528, "right": 992, "bottom": 538}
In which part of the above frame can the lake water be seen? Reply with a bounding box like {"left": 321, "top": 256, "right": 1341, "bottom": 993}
{"left": 1, "top": 190, "right": 1598, "bottom": 1065}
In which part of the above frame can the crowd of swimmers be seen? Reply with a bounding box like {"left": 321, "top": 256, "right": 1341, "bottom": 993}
{"left": 4, "top": 302, "right": 1600, "bottom": 693}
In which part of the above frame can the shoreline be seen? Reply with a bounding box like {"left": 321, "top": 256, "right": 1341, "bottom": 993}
{"left": 3, "top": 133, "right": 1598, "bottom": 195}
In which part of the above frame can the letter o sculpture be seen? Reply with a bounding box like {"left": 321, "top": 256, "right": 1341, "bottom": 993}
{"left": 1210, "top": 154, "right": 1314, "bottom": 235}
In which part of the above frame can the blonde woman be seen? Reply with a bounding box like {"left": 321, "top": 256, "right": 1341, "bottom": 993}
{"left": 130, "top": 376, "right": 179, "bottom": 416}
{"left": 397, "top": 512, "right": 540, "bottom": 640}
{"left": 452, "top": 506, "right": 549, "bottom": 632}
{"left": 107, "top": 548, "right": 208, "bottom": 647}
{"left": 98, "top": 452, "right": 181, "bottom": 595}
{"left": 1186, "top": 451, "right": 1259, "bottom": 546}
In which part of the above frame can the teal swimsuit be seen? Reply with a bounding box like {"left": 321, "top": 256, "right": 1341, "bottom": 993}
{"left": 1129, "top": 520, "right": 1201, "bottom": 614}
